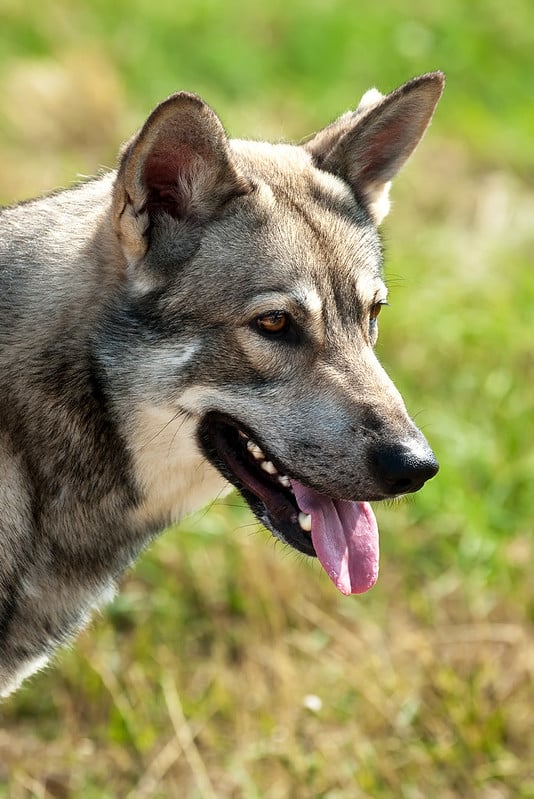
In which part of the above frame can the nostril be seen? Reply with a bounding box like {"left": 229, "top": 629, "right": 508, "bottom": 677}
{"left": 373, "top": 443, "right": 439, "bottom": 495}
{"left": 390, "top": 476, "right": 417, "bottom": 493}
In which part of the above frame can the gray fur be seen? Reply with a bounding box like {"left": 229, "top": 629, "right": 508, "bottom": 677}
{"left": 0, "top": 72, "right": 444, "bottom": 696}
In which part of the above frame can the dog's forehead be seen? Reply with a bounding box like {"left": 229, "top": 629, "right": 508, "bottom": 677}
{"left": 231, "top": 138, "right": 312, "bottom": 171}
{"left": 231, "top": 138, "right": 349, "bottom": 202}
{"left": 229, "top": 139, "right": 383, "bottom": 287}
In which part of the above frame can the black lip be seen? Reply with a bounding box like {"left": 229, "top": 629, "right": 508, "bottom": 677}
{"left": 197, "top": 411, "right": 316, "bottom": 556}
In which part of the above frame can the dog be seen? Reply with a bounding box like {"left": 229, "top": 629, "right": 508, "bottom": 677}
{"left": 0, "top": 72, "right": 444, "bottom": 697}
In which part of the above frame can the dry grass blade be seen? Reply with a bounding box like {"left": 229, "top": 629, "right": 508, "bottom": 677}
{"left": 161, "top": 674, "right": 218, "bottom": 799}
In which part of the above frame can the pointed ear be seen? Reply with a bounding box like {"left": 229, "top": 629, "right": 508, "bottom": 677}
{"left": 112, "top": 92, "right": 250, "bottom": 265}
{"left": 305, "top": 72, "right": 445, "bottom": 224}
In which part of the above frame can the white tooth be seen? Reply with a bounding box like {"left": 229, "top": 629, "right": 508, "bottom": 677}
{"left": 247, "top": 440, "right": 264, "bottom": 460}
{"left": 238, "top": 430, "right": 249, "bottom": 439}
{"left": 298, "top": 512, "right": 312, "bottom": 532}
{"left": 278, "top": 475, "right": 290, "bottom": 488}
{"left": 261, "top": 460, "right": 278, "bottom": 475}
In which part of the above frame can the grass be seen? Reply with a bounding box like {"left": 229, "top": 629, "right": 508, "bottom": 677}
{"left": 1, "top": 2, "right": 533, "bottom": 797}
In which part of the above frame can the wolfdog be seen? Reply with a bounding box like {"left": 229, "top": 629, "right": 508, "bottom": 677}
{"left": 0, "top": 72, "right": 444, "bottom": 696}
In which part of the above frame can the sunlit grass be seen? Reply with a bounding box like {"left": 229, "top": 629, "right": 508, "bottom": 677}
{"left": 1, "top": 2, "right": 533, "bottom": 797}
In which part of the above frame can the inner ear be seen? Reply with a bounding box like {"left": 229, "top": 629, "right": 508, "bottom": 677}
{"left": 143, "top": 142, "right": 214, "bottom": 220}
{"left": 305, "top": 72, "right": 445, "bottom": 224}
{"left": 112, "top": 92, "right": 250, "bottom": 264}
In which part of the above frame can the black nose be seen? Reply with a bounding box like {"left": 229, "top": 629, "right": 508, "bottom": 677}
{"left": 373, "top": 442, "right": 439, "bottom": 496}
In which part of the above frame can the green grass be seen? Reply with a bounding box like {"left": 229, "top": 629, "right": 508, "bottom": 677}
{"left": 1, "top": 2, "right": 533, "bottom": 797}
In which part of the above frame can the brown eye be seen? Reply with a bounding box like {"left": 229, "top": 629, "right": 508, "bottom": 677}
{"left": 369, "top": 300, "right": 388, "bottom": 344}
{"left": 256, "top": 310, "right": 290, "bottom": 335}
{"left": 370, "top": 300, "right": 387, "bottom": 321}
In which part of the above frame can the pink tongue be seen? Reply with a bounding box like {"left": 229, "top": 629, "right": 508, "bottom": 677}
{"left": 291, "top": 480, "right": 379, "bottom": 595}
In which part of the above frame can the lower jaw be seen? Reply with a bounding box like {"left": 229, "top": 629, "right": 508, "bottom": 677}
{"left": 240, "top": 486, "right": 316, "bottom": 557}
{"left": 198, "top": 412, "right": 317, "bottom": 555}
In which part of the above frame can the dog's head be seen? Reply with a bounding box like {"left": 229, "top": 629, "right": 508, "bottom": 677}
{"left": 111, "top": 73, "right": 444, "bottom": 594}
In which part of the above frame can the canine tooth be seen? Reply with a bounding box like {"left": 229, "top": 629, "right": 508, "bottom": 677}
{"left": 298, "top": 512, "right": 312, "bottom": 532}
{"left": 278, "top": 475, "right": 290, "bottom": 488}
{"left": 261, "top": 460, "right": 278, "bottom": 475}
{"left": 238, "top": 430, "right": 249, "bottom": 440}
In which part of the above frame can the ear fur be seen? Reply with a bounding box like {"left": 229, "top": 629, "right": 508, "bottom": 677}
{"left": 112, "top": 92, "right": 250, "bottom": 266}
{"left": 305, "top": 72, "right": 445, "bottom": 224}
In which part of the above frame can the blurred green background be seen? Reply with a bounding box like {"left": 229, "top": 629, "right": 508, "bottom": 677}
{"left": 0, "top": 1, "right": 533, "bottom": 797}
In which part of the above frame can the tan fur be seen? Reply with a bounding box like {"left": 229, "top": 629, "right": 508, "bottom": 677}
{"left": 128, "top": 406, "right": 229, "bottom": 530}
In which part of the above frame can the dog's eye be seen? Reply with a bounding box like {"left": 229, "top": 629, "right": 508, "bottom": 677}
{"left": 255, "top": 311, "right": 290, "bottom": 336}
{"left": 370, "top": 300, "right": 388, "bottom": 321}
{"left": 369, "top": 300, "right": 388, "bottom": 344}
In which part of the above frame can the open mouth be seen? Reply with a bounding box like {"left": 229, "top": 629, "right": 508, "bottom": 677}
{"left": 198, "top": 412, "right": 380, "bottom": 595}
{"left": 198, "top": 412, "right": 315, "bottom": 555}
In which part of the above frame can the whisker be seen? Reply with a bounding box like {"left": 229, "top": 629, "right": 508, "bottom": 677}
{"left": 166, "top": 413, "right": 191, "bottom": 459}
{"left": 211, "top": 502, "right": 247, "bottom": 509}
{"left": 191, "top": 485, "right": 236, "bottom": 526}
{"left": 235, "top": 522, "right": 262, "bottom": 533}
{"left": 142, "top": 408, "right": 188, "bottom": 451}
